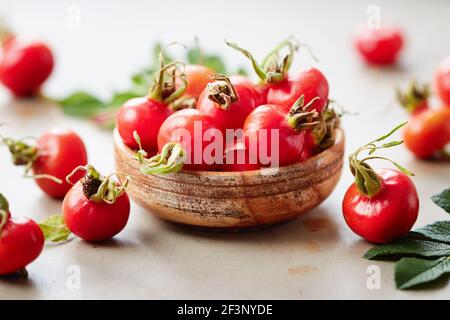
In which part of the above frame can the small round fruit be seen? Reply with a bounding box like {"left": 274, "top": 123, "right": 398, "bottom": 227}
{"left": 403, "top": 107, "right": 450, "bottom": 159}
{"left": 0, "top": 194, "right": 44, "bottom": 276}
{"left": 33, "top": 129, "right": 88, "bottom": 198}
{"left": 157, "top": 108, "right": 222, "bottom": 171}
{"left": 117, "top": 97, "right": 172, "bottom": 153}
{"left": 266, "top": 68, "right": 329, "bottom": 113}
{"left": 343, "top": 168, "right": 419, "bottom": 244}
{"left": 183, "top": 64, "right": 215, "bottom": 98}
{"left": 63, "top": 167, "right": 130, "bottom": 242}
{"left": 0, "top": 36, "right": 54, "bottom": 97}
{"left": 354, "top": 24, "right": 404, "bottom": 65}
{"left": 221, "top": 140, "right": 261, "bottom": 171}
{"left": 197, "top": 75, "right": 258, "bottom": 132}
{"left": 243, "top": 104, "right": 307, "bottom": 167}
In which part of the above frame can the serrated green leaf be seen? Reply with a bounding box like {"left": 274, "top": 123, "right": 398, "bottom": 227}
{"left": 363, "top": 238, "right": 450, "bottom": 260}
{"left": 39, "top": 214, "right": 71, "bottom": 243}
{"left": 395, "top": 257, "right": 450, "bottom": 289}
{"left": 413, "top": 221, "right": 450, "bottom": 243}
{"left": 432, "top": 188, "right": 450, "bottom": 214}
{"left": 57, "top": 91, "right": 107, "bottom": 118}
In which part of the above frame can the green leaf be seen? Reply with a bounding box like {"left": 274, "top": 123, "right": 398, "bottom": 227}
{"left": 39, "top": 214, "right": 71, "bottom": 242}
{"left": 110, "top": 90, "right": 144, "bottom": 107}
{"left": 131, "top": 69, "right": 155, "bottom": 88}
{"left": 152, "top": 42, "right": 172, "bottom": 64}
{"left": 236, "top": 67, "right": 248, "bottom": 76}
{"left": 187, "top": 47, "right": 202, "bottom": 65}
{"left": 432, "top": 188, "right": 450, "bottom": 214}
{"left": 363, "top": 238, "right": 450, "bottom": 260}
{"left": 57, "top": 91, "right": 107, "bottom": 118}
{"left": 203, "top": 56, "right": 227, "bottom": 74}
{"left": 186, "top": 45, "right": 227, "bottom": 74}
{"left": 395, "top": 257, "right": 450, "bottom": 289}
{"left": 413, "top": 221, "right": 450, "bottom": 243}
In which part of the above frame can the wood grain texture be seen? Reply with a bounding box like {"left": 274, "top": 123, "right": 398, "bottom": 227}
{"left": 114, "top": 129, "right": 345, "bottom": 229}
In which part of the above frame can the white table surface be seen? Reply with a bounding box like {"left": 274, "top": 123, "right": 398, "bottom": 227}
{"left": 1, "top": 0, "right": 449, "bottom": 299}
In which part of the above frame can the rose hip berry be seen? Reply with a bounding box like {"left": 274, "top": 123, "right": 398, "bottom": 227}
{"left": 342, "top": 123, "right": 419, "bottom": 244}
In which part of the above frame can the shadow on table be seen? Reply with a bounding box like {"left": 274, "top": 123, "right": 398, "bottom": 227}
{"left": 0, "top": 272, "right": 39, "bottom": 290}
{"left": 80, "top": 237, "right": 137, "bottom": 249}
{"left": 154, "top": 206, "right": 342, "bottom": 248}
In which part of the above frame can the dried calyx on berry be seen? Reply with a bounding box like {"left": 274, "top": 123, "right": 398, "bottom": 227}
{"left": 226, "top": 37, "right": 315, "bottom": 84}
{"left": 148, "top": 48, "right": 187, "bottom": 105}
{"left": 286, "top": 95, "right": 321, "bottom": 131}
{"left": 396, "top": 80, "right": 429, "bottom": 114}
{"left": 0, "top": 193, "right": 10, "bottom": 237}
{"left": 348, "top": 122, "right": 414, "bottom": 198}
{"left": 207, "top": 74, "right": 239, "bottom": 110}
{"left": 0, "top": 136, "right": 62, "bottom": 183}
{"left": 310, "top": 100, "right": 342, "bottom": 151}
{"left": 134, "top": 132, "right": 186, "bottom": 175}
{"left": 66, "top": 165, "right": 129, "bottom": 204}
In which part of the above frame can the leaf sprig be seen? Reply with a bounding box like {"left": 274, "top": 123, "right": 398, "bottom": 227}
{"left": 53, "top": 40, "right": 247, "bottom": 129}
{"left": 39, "top": 214, "right": 71, "bottom": 243}
{"left": 364, "top": 188, "right": 450, "bottom": 289}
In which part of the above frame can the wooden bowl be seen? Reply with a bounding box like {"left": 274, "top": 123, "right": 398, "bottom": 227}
{"left": 114, "top": 129, "right": 345, "bottom": 230}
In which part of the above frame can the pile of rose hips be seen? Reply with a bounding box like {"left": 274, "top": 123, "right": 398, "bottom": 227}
{"left": 117, "top": 38, "right": 338, "bottom": 173}
{"left": 397, "top": 56, "right": 450, "bottom": 160}
{"left": 0, "top": 129, "right": 131, "bottom": 277}
{"left": 0, "top": 25, "right": 132, "bottom": 277}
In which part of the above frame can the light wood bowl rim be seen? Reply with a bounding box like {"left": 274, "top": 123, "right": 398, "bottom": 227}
{"left": 113, "top": 128, "right": 345, "bottom": 177}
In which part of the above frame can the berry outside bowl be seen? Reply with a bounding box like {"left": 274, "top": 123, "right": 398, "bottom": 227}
{"left": 113, "top": 128, "right": 345, "bottom": 230}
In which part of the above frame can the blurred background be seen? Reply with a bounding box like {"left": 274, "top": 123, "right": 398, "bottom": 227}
{"left": 0, "top": 0, "right": 449, "bottom": 299}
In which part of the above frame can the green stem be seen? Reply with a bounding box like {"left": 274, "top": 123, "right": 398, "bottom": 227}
{"left": 261, "top": 37, "right": 299, "bottom": 82}
{"left": 1, "top": 136, "right": 63, "bottom": 184}
{"left": 148, "top": 60, "right": 187, "bottom": 104}
{"left": 348, "top": 122, "right": 413, "bottom": 197}
{"left": 225, "top": 40, "right": 268, "bottom": 82}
